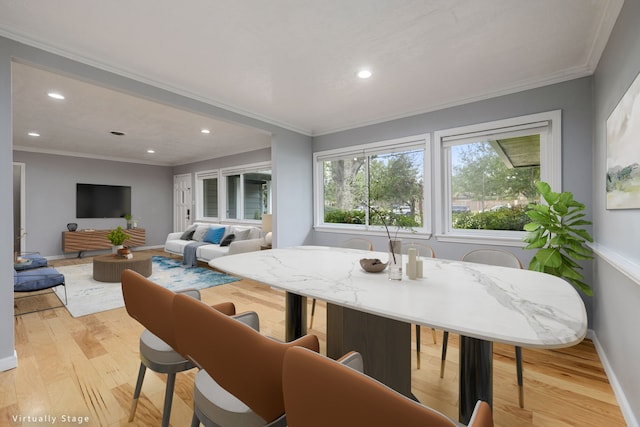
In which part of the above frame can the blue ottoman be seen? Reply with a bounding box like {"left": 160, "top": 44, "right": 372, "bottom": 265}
{"left": 14, "top": 252, "right": 48, "bottom": 271}
{"left": 14, "top": 266, "right": 67, "bottom": 315}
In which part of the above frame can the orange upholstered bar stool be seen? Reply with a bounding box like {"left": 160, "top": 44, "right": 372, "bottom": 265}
{"left": 121, "top": 270, "right": 236, "bottom": 427}
{"left": 172, "top": 292, "right": 320, "bottom": 427}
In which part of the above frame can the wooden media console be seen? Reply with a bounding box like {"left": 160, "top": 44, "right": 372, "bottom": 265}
{"left": 62, "top": 228, "right": 146, "bottom": 256}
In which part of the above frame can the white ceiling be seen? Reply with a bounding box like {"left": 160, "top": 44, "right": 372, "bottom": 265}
{"left": 1, "top": 0, "right": 624, "bottom": 166}
{"left": 11, "top": 62, "right": 272, "bottom": 166}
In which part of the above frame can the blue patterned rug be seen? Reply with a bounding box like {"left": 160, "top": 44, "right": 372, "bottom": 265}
{"left": 54, "top": 255, "right": 240, "bottom": 317}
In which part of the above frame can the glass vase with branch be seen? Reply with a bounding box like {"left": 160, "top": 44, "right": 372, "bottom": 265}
{"left": 369, "top": 206, "right": 403, "bottom": 280}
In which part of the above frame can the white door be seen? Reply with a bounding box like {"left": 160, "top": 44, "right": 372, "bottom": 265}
{"left": 173, "top": 174, "right": 192, "bottom": 232}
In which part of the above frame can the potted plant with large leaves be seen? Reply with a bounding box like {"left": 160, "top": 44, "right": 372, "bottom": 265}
{"left": 523, "top": 181, "right": 593, "bottom": 296}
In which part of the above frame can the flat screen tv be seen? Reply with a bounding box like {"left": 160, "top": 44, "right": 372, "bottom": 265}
{"left": 76, "top": 183, "right": 131, "bottom": 219}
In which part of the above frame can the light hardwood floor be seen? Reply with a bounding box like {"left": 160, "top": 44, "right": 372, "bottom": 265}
{"left": 5, "top": 249, "right": 626, "bottom": 426}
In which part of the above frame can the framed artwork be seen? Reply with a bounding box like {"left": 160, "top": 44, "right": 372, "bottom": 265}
{"left": 606, "top": 71, "right": 640, "bottom": 209}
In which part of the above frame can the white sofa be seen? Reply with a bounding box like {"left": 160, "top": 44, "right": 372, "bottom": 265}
{"left": 164, "top": 223, "right": 264, "bottom": 263}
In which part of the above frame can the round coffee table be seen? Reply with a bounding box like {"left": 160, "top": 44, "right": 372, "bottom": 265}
{"left": 93, "top": 253, "right": 152, "bottom": 282}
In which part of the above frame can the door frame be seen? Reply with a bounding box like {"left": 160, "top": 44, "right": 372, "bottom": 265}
{"left": 13, "top": 162, "right": 26, "bottom": 253}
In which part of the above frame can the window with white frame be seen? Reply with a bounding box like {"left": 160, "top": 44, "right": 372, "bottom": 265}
{"left": 314, "top": 134, "right": 431, "bottom": 237}
{"left": 434, "top": 110, "right": 561, "bottom": 245}
{"left": 221, "top": 162, "right": 272, "bottom": 221}
{"left": 195, "top": 169, "right": 220, "bottom": 220}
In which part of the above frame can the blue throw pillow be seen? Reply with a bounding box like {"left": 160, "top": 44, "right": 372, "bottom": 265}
{"left": 203, "top": 226, "right": 226, "bottom": 244}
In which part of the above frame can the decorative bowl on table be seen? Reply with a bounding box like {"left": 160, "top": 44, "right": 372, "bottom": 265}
{"left": 117, "top": 247, "right": 132, "bottom": 257}
{"left": 360, "top": 258, "right": 388, "bottom": 273}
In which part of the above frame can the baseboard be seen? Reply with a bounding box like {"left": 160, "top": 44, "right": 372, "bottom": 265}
{"left": 0, "top": 350, "right": 17, "bottom": 372}
{"left": 590, "top": 331, "right": 639, "bottom": 427}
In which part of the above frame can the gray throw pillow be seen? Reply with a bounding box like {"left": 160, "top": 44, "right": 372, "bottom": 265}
{"left": 232, "top": 229, "right": 251, "bottom": 241}
{"left": 192, "top": 225, "right": 210, "bottom": 242}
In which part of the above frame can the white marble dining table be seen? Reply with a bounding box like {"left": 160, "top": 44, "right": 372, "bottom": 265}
{"left": 210, "top": 245, "right": 587, "bottom": 423}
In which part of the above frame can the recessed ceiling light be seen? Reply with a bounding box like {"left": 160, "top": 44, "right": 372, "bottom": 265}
{"left": 147, "top": 149, "right": 155, "bottom": 154}
{"left": 47, "top": 92, "right": 65, "bottom": 100}
{"left": 201, "top": 129, "right": 211, "bottom": 134}
{"left": 27, "top": 132, "right": 40, "bottom": 137}
{"left": 357, "top": 70, "right": 372, "bottom": 79}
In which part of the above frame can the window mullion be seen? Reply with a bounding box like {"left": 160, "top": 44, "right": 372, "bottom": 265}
{"left": 365, "top": 155, "right": 371, "bottom": 226}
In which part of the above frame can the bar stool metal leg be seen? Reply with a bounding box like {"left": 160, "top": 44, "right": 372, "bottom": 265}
{"left": 416, "top": 324, "right": 421, "bottom": 368}
{"left": 309, "top": 298, "right": 317, "bottom": 329}
{"left": 162, "top": 373, "right": 177, "bottom": 427}
{"left": 440, "top": 331, "right": 449, "bottom": 378}
{"left": 129, "top": 363, "right": 147, "bottom": 421}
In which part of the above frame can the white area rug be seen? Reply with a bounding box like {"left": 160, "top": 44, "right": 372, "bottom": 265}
{"left": 54, "top": 256, "right": 240, "bottom": 317}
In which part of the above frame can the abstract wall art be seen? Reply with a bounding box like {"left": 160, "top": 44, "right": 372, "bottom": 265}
{"left": 606, "top": 71, "right": 640, "bottom": 209}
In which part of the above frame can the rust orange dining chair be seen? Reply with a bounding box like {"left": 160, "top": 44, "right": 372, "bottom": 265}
{"left": 121, "top": 269, "right": 236, "bottom": 427}
{"left": 172, "top": 292, "right": 320, "bottom": 427}
{"left": 282, "top": 346, "right": 493, "bottom": 427}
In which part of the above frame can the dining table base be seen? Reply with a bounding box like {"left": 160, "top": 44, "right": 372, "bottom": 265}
{"left": 459, "top": 336, "right": 493, "bottom": 424}
{"left": 326, "top": 303, "right": 412, "bottom": 399}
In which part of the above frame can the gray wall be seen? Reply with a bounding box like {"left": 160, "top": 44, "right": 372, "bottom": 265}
{"left": 173, "top": 147, "right": 271, "bottom": 177}
{"left": 0, "top": 37, "right": 16, "bottom": 370}
{"left": 271, "top": 130, "right": 313, "bottom": 247}
{"left": 12, "top": 151, "right": 173, "bottom": 256}
{"left": 311, "top": 77, "right": 594, "bottom": 315}
{"left": 592, "top": 0, "right": 640, "bottom": 424}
